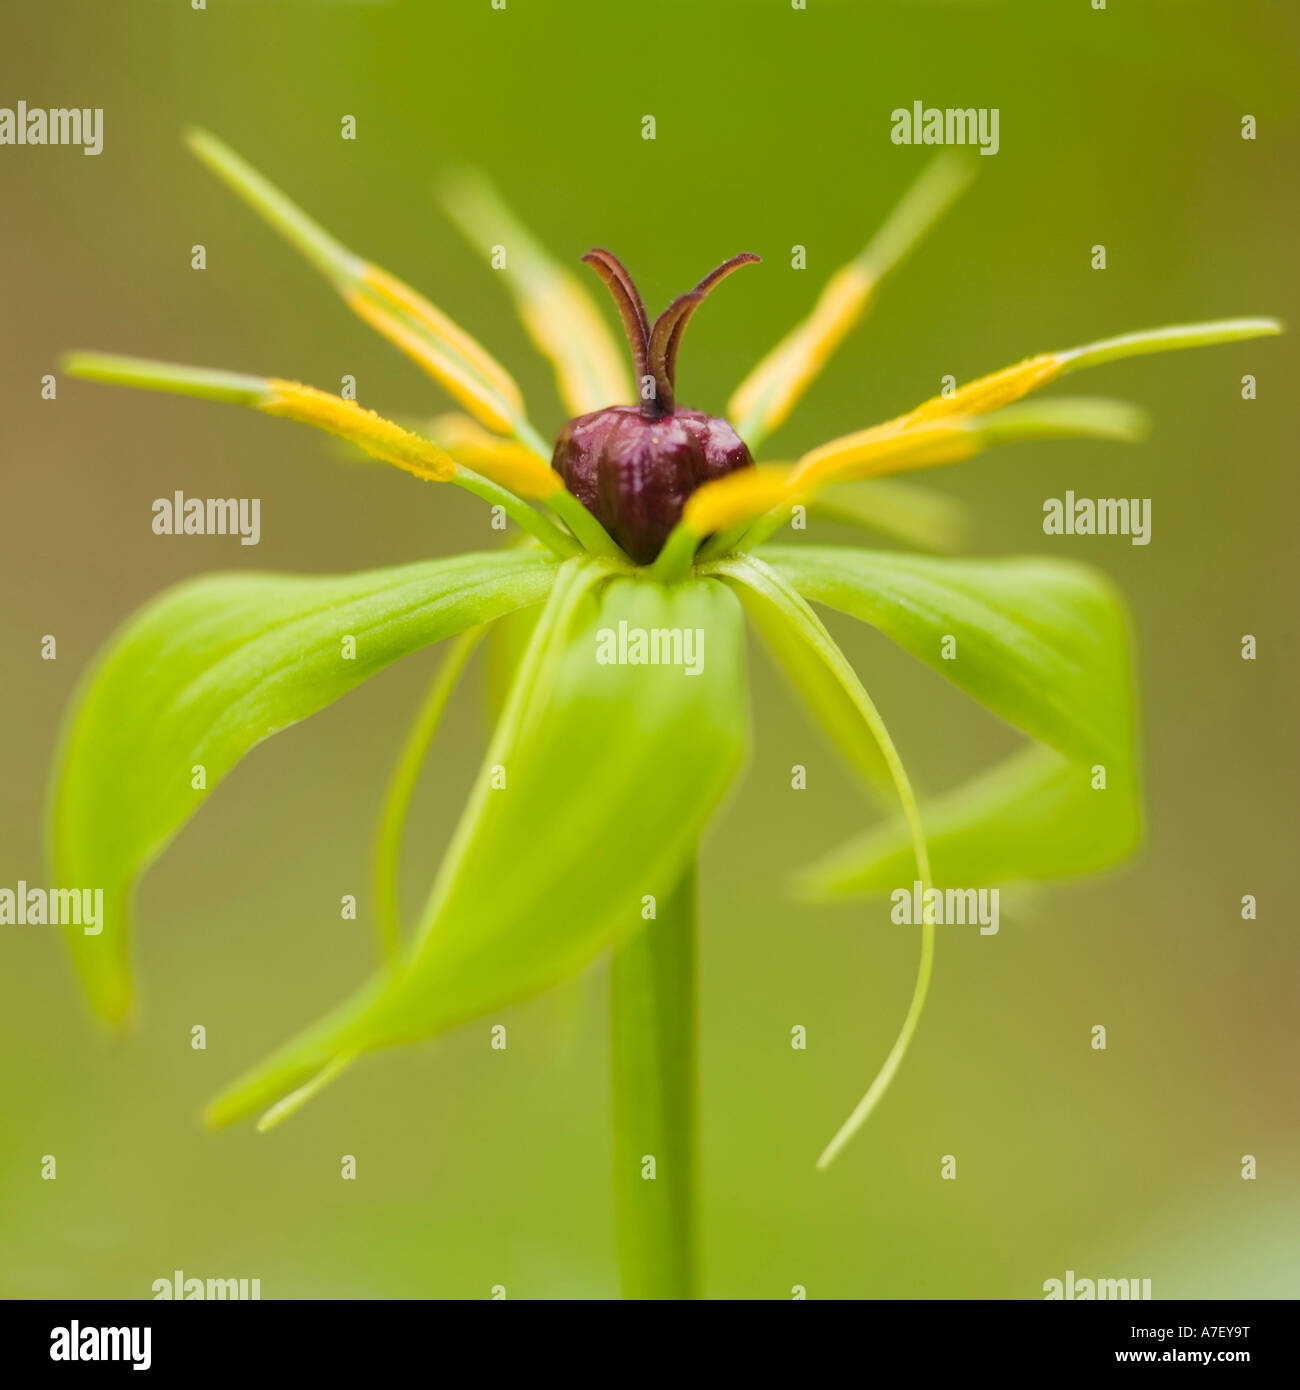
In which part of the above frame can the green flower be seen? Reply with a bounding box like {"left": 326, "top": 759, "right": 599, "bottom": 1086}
{"left": 51, "top": 132, "right": 1279, "bottom": 1297}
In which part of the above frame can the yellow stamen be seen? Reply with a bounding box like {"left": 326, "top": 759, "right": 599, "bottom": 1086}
{"left": 60, "top": 351, "right": 582, "bottom": 552}
{"left": 897, "top": 354, "right": 1062, "bottom": 426}
{"left": 728, "top": 156, "right": 975, "bottom": 445}
{"left": 727, "top": 264, "right": 874, "bottom": 440}
{"left": 690, "top": 396, "right": 1147, "bottom": 549}
{"left": 438, "top": 167, "right": 634, "bottom": 416}
{"left": 186, "top": 130, "right": 525, "bottom": 435}
{"left": 890, "top": 318, "right": 1281, "bottom": 433}
{"left": 346, "top": 292, "right": 518, "bottom": 435}
{"left": 355, "top": 265, "right": 523, "bottom": 411}
{"left": 682, "top": 464, "right": 800, "bottom": 536}
{"left": 425, "top": 413, "right": 563, "bottom": 499}
{"left": 687, "top": 423, "right": 976, "bottom": 539}
{"left": 262, "top": 381, "right": 455, "bottom": 482}
{"left": 794, "top": 417, "right": 978, "bottom": 486}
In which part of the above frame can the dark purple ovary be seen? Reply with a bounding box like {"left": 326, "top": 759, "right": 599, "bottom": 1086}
{"left": 553, "top": 405, "right": 752, "bottom": 564}
{"left": 554, "top": 246, "right": 760, "bottom": 564}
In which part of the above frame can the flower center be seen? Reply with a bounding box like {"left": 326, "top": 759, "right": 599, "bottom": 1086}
{"left": 552, "top": 248, "right": 760, "bottom": 563}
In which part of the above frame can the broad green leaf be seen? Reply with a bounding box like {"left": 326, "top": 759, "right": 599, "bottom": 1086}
{"left": 803, "top": 743, "right": 1138, "bottom": 894}
{"left": 760, "top": 544, "right": 1139, "bottom": 893}
{"left": 50, "top": 549, "right": 559, "bottom": 1025}
{"left": 761, "top": 545, "right": 1133, "bottom": 767}
{"left": 206, "top": 563, "right": 750, "bottom": 1127}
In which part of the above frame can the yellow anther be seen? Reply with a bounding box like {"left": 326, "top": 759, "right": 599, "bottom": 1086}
{"left": 262, "top": 381, "right": 456, "bottom": 482}
{"left": 900, "top": 354, "right": 1062, "bottom": 426}
{"left": 683, "top": 465, "right": 799, "bottom": 536}
{"left": 728, "top": 263, "right": 874, "bottom": 439}
{"left": 794, "top": 418, "right": 978, "bottom": 487}
{"left": 357, "top": 265, "right": 523, "bottom": 411}
{"left": 426, "top": 413, "right": 563, "bottom": 499}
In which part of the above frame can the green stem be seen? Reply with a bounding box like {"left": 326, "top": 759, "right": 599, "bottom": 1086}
{"left": 610, "top": 860, "right": 699, "bottom": 1300}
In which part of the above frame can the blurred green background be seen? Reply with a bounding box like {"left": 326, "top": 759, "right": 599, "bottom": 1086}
{"left": 2, "top": 0, "right": 1298, "bottom": 1299}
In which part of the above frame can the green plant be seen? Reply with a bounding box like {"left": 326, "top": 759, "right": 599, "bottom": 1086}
{"left": 51, "top": 134, "right": 1279, "bottom": 1298}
